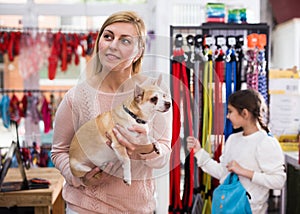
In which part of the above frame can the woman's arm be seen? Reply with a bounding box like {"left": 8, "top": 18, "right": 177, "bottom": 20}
{"left": 113, "top": 109, "right": 172, "bottom": 169}
{"left": 51, "top": 92, "right": 82, "bottom": 187}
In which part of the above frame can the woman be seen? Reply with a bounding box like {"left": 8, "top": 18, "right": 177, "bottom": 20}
{"left": 51, "top": 11, "right": 172, "bottom": 214}
{"left": 187, "top": 89, "right": 286, "bottom": 214}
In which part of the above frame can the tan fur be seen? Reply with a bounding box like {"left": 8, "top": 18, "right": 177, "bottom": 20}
{"left": 69, "top": 77, "right": 171, "bottom": 185}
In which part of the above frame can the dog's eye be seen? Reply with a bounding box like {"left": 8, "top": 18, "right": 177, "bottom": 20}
{"left": 150, "top": 96, "right": 158, "bottom": 104}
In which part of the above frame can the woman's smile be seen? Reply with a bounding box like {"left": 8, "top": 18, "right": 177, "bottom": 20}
{"left": 105, "top": 53, "right": 121, "bottom": 61}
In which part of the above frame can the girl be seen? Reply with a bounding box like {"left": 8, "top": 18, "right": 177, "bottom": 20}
{"left": 187, "top": 89, "right": 286, "bottom": 214}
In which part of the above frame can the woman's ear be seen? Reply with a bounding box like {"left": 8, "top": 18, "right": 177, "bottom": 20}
{"left": 133, "top": 47, "right": 144, "bottom": 62}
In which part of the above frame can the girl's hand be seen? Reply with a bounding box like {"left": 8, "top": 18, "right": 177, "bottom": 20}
{"left": 226, "top": 160, "right": 243, "bottom": 174}
{"left": 226, "top": 160, "right": 254, "bottom": 180}
{"left": 186, "top": 136, "right": 201, "bottom": 153}
{"left": 113, "top": 124, "right": 155, "bottom": 159}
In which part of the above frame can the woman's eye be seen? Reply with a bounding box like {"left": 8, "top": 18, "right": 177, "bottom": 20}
{"left": 121, "top": 38, "right": 131, "bottom": 45}
{"left": 103, "top": 34, "right": 113, "bottom": 40}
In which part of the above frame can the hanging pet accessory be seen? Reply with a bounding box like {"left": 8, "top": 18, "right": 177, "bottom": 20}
{"left": 212, "top": 173, "right": 252, "bottom": 214}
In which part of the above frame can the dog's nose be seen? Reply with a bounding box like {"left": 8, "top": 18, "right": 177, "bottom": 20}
{"left": 165, "top": 102, "right": 171, "bottom": 109}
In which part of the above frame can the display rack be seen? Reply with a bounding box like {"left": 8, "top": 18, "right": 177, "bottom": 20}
{"left": 170, "top": 23, "right": 270, "bottom": 84}
{"left": 169, "top": 23, "right": 270, "bottom": 213}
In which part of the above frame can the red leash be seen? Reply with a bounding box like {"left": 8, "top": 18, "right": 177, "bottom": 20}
{"left": 170, "top": 50, "right": 183, "bottom": 213}
{"left": 180, "top": 49, "right": 194, "bottom": 212}
{"left": 170, "top": 41, "right": 194, "bottom": 213}
{"left": 213, "top": 48, "right": 225, "bottom": 189}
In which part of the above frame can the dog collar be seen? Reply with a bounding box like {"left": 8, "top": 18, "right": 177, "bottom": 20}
{"left": 123, "top": 105, "right": 147, "bottom": 124}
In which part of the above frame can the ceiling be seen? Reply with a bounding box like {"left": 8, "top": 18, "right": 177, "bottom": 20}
{"left": 269, "top": 0, "right": 300, "bottom": 24}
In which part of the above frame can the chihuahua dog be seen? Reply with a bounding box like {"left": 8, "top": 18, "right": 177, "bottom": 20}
{"left": 69, "top": 75, "right": 171, "bottom": 185}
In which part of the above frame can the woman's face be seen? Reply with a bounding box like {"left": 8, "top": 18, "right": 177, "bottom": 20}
{"left": 98, "top": 22, "right": 140, "bottom": 73}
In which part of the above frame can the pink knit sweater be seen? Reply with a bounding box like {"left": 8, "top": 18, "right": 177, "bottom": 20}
{"left": 51, "top": 80, "right": 172, "bottom": 214}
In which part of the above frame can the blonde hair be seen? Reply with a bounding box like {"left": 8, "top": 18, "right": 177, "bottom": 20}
{"left": 89, "top": 11, "right": 146, "bottom": 76}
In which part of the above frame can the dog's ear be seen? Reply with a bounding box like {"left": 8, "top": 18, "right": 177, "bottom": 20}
{"left": 154, "top": 74, "right": 163, "bottom": 86}
{"left": 134, "top": 84, "right": 144, "bottom": 103}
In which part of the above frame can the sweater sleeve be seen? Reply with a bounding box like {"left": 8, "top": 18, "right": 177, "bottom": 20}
{"left": 51, "top": 90, "right": 83, "bottom": 187}
{"left": 140, "top": 107, "right": 172, "bottom": 169}
{"left": 252, "top": 136, "right": 286, "bottom": 189}
{"left": 194, "top": 147, "right": 228, "bottom": 181}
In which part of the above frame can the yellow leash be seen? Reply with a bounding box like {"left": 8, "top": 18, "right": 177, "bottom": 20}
{"left": 201, "top": 49, "right": 213, "bottom": 214}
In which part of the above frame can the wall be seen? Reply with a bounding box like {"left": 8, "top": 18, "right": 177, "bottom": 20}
{"left": 271, "top": 18, "right": 300, "bottom": 69}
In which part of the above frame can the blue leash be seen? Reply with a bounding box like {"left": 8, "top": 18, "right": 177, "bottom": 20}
{"left": 224, "top": 48, "right": 237, "bottom": 140}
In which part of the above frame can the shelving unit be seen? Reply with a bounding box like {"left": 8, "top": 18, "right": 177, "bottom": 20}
{"left": 169, "top": 22, "right": 271, "bottom": 213}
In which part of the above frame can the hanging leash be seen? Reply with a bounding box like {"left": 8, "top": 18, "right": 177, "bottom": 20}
{"left": 193, "top": 34, "right": 204, "bottom": 142}
{"left": 201, "top": 50, "right": 209, "bottom": 214}
{"left": 169, "top": 33, "right": 195, "bottom": 213}
{"left": 169, "top": 34, "right": 185, "bottom": 213}
{"left": 181, "top": 36, "right": 195, "bottom": 213}
{"left": 246, "top": 33, "right": 259, "bottom": 90}
{"left": 257, "top": 34, "right": 268, "bottom": 106}
{"left": 170, "top": 47, "right": 183, "bottom": 213}
{"left": 224, "top": 41, "right": 237, "bottom": 140}
{"left": 201, "top": 41, "right": 214, "bottom": 214}
{"left": 235, "top": 35, "right": 245, "bottom": 91}
{"left": 190, "top": 34, "right": 205, "bottom": 213}
{"left": 213, "top": 41, "right": 225, "bottom": 189}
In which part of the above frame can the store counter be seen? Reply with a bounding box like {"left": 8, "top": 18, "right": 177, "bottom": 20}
{"left": 281, "top": 151, "right": 300, "bottom": 214}
{"left": 285, "top": 151, "right": 299, "bottom": 168}
{"left": 0, "top": 167, "right": 65, "bottom": 214}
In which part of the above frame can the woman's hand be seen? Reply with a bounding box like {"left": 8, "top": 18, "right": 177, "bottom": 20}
{"left": 80, "top": 166, "right": 102, "bottom": 186}
{"left": 112, "top": 124, "right": 155, "bottom": 159}
{"left": 186, "top": 136, "right": 201, "bottom": 153}
{"left": 80, "top": 162, "right": 123, "bottom": 186}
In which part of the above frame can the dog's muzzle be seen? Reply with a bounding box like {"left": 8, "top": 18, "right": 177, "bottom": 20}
{"left": 163, "top": 101, "right": 171, "bottom": 112}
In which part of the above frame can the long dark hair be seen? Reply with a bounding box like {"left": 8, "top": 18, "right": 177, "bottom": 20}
{"left": 228, "top": 89, "right": 270, "bottom": 133}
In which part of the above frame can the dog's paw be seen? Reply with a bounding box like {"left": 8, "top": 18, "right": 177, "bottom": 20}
{"left": 123, "top": 179, "right": 131, "bottom": 186}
